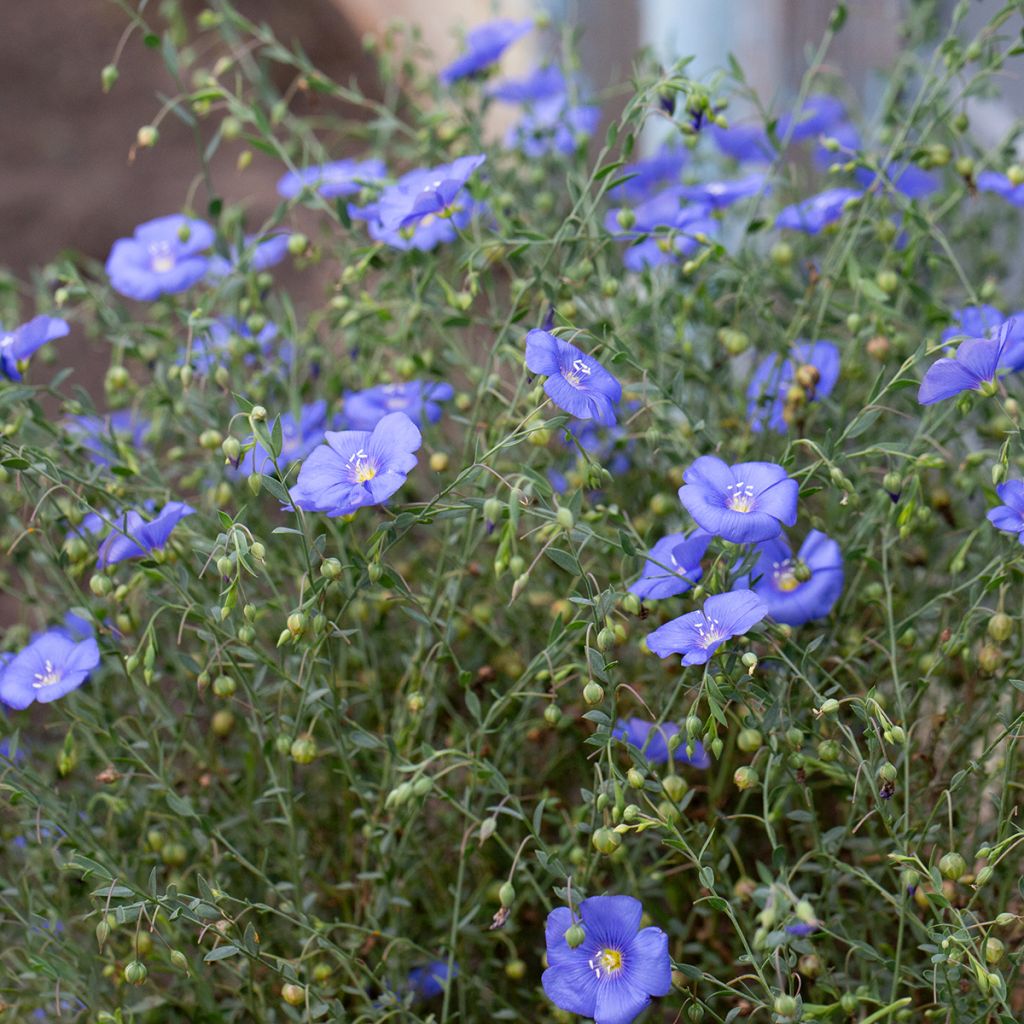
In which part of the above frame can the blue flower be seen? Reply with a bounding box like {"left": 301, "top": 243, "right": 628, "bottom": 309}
{"left": 105, "top": 214, "right": 216, "bottom": 301}
{"left": 407, "top": 961, "right": 457, "bottom": 1001}
{"left": 987, "top": 481, "right": 1024, "bottom": 543}
{"left": 777, "top": 94, "right": 848, "bottom": 142}
{"left": 276, "top": 157, "right": 387, "bottom": 199}
{"left": 613, "top": 718, "right": 711, "bottom": 768}
{"left": 0, "top": 316, "right": 69, "bottom": 380}
{"left": 679, "top": 456, "right": 798, "bottom": 543}
{"left": 59, "top": 610, "right": 95, "bottom": 642}
{"left": 66, "top": 411, "right": 149, "bottom": 468}
{"left": 186, "top": 318, "right": 281, "bottom": 374}
{"left": 0, "top": 630, "right": 100, "bottom": 709}
{"left": 917, "top": 325, "right": 1018, "bottom": 405}
{"left": 239, "top": 401, "right": 327, "bottom": 476}
{"left": 775, "top": 187, "right": 862, "bottom": 233}
{"left": 646, "top": 589, "right": 767, "bottom": 666}
{"left": 506, "top": 97, "right": 600, "bottom": 158}
{"left": 97, "top": 502, "right": 196, "bottom": 568}
{"left": 609, "top": 145, "right": 689, "bottom": 202}
{"left": 525, "top": 330, "right": 622, "bottom": 425}
{"left": 439, "top": 19, "right": 532, "bottom": 84}
{"left": 745, "top": 530, "right": 843, "bottom": 626}
{"left": 940, "top": 305, "right": 1007, "bottom": 344}
{"left": 605, "top": 189, "right": 717, "bottom": 270}
{"left": 977, "top": 170, "right": 1024, "bottom": 206}
{"left": 207, "top": 233, "right": 290, "bottom": 277}
{"left": 489, "top": 65, "right": 567, "bottom": 103}
{"left": 811, "top": 120, "right": 861, "bottom": 170}
{"left": 289, "top": 411, "right": 421, "bottom": 517}
{"left": 747, "top": 341, "right": 840, "bottom": 434}
{"left": 629, "top": 531, "right": 711, "bottom": 600}
{"left": 543, "top": 895, "right": 671, "bottom": 1024}
{"left": 679, "top": 172, "right": 768, "bottom": 209}
{"left": 855, "top": 161, "right": 939, "bottom": 199}
{"left": 709, "top": 122, "right": 775, "bottom": 163}
{"left": 343, "top": 380, "right": 454, "bottom": 431}
{"left": 785, "top": 921, "right": 819, "bottom": 937}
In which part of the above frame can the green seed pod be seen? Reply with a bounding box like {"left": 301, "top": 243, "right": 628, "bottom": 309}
{"left": 247, "top": 473, "right": 262, "bottom": 496}
{"left": 773, "top": 995, "right": 798, "bottom": 1016}
{"left": 687, "top": 1004, "right": 705, "bottom": 1023}
{"left": 290, "top": 734, "right": 317, "bottom": 764}
{"left": 96, "top": 919, "right": 110, "bottom": 949}
{"left": 124, "top": 960, "right": 148, "bottom": 985}
{"left": 939, "top": 851, "right": 967, "bottom": 881}
{"left": 583, "top": 681, "right": 604, "bottom": 705}
{"left": 564, "top": 922, "right": 586, "bottom": 948}
{"left": 839, "top": 993, "right": 857, "bottom": 1013}
{"left": 287, "top": 612, "right": 307, "bottom": 636}
{"left": 596, "top": 627, "right": 616, "bottom": 651}
{"left": 544, "top": 703, "right": 561, "bottom": 725}
{"left": 878, "top": 761, "right": 897, "bottom": 783}
{"left": 320, "top": 557, "right": 343, "bottom": 579}
{"left": 817, "top": 740, "right": 840, "bottom": 762}
{"left": 737, "top": 728, "right": 762, "bottom": 752}
{"left": 661, "top": 774, "right": 687, "bottom": 802}
{"left": 592, "top": 827, "right": 621, "bottom": 855}
{"left": 216, "top": 556, "right": 233, "bottom": 577}
{"left": 199, "top": 429, "right": 223, "bottom": 450}
{"left": 975, "top": 865, "right": 993, "bottom": 886}
{"left": 733, "top": 766, "right": 759, "bottom": 790}
{"left": 212, "top": 675, "right": 236, "bottom": 698}
{"left": 101, "top": 64, "right": 119, "bottom": 91}
{"left": 818, "top": 698, "right": 840, "bottom": 715}
{"left": 281, "top": 983, "right": 306, "bottom": 1006}
{"left": 170, "top": 949, "right": 188, "bottom": 972}
{"left": 786, "top": 728, "right": 804, "bottom": 748}
{"left": 627, "top": 768, "right": 645, "bottom": 789}
{"left": 221, "top": 437, "right": 241, "bottom": 462}
{"left": 995, "top": 912, "right": 1016, "bottom": 926}
{"left": 555, "top": 506, "right": 575, "bottom": 531}
{"left": 90, "top": 574, "right": 113, "bottom": 597}
{"left": 988, "top": 612, "right": 1013, "bottom": 642}
{"left": 499, "top": 881, "right": 516, "bottom": 907}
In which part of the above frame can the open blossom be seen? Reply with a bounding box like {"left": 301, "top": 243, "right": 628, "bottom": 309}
{"left": 987, "top": 480, "right": 1024, "bottom": 543}
{"left": 0, "top": 315, "right": 69, "bottom": 380}
{"left": 855, "top": 161, "right": 939, "bottom": 199}
{"left": 647, "top": 589, "right": 767, "bottom": 666}
{"left": 97, "top": 502, "right": 196, "bottom": 568}
{"left": 343, "top": 381, "right": 454, "bottom": 431}
{"left": 775, "top": 187, "right": 862, "bottom": 233}
{"left": 745, "top": 530, "right": 844, "bottom": 626}
{"left": 777, "top": 94, "right": 848, "bottom": 142}
{"left": 747, "top": 341, "right": 840, "bottom": 434}
{"left": 709, "top": 122, "right": 775, "bottom": 163}
{"left": 207, "top": 233, "right": 290, "bottom": 277}
{"left": 977, "top": 170, "right": 1024, "bottom": 206}
{"left": 543, "top": 895, "right": 671, "bottom": 1024}
{"left": 613, "top": 718, "right": 711, "bottom": 768}
{"left": 608, "top": 144, "right": 688, "bottom": 201}
{"left": 628, "top": 531, "right": 711, "bottom": 600}
{"left": 407, "top": 961, "right": 457, "bottom": 1001}
{"left": 679, "top": 172, "right": 768, "bottom": 209}
{"left": 679, "top": 456, "right": 798, "bottom": 543}
{"left": 917, "top": 325, "right": 1019, "bottom": 405}
{"left": 289, "top": 411, "right": 421, "bottom": 517}
{"left": 489, "top": 65, "right": 566, "bottom": 103}
{"left": 66, "top": 411, "right": 149, "bottom": 468}
{"left": 239, "top": 401, "right": 327, "bottom": 476}
{"left": 438, "top": 19, "right": 532, "bottom": 84}
{"left": 525, "top": 329, "right": 622, "bottom": 425}
{"left": 0, "top": 630, "right": 100, "bottom": 709}
{"left": 105, "top": 214, "right": 215, "bottom": 301}
{"left": 276, "top": 157, "right": 387, "bottom": 199}
{"left": 506, "top": 96, "right": 601, "bottom": 157}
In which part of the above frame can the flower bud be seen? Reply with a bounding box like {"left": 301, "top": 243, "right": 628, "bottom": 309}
{"left": 737, "top": 728, "right": 762, "bottom": 752}
{"left": 90, "top": 574, "right": 113, "bottom": 597}
{"left": 995, "top": 912, "right": 1016, "bottom": 926}
{"left": 250, "top": 405, "right": 267, "bottom": 422}
{"left": 287, "top": 612, "right": 307, "bottom": 637}
{"left": 555, "top": 506, "right": 575, "bottom": 531}
{"left": 212, "top": 674, "right": 236, "bottom": 698}
{"left": 287, "top": 233, "right": 308, "bottom": 256}
{"left": 290, "top": 734, "right": 317, "bottom": 764}
{"left": 543, "top": 703, "right": 561, "bottom": 725}
{"left": 96, "top": 920, "right": 110, "bottom": 949}
{"left": 817, "top": 740, "right": 840, "bottom": 762}
{"left": 320, "top": 557, "right": 342, "bottom": 580}
{"left": 136, "top": 125, "right": 158, "bottom": 148}
{"left": 876, "top": 269, "right": 899, "bottom": 294}
{"left": 975, "top": 865, "right": 993, "bottom": 886}
{"left": 250, "top": 542, "right": 265, "bottom": 561}
{"left": 773, "top": 995, "right": 798, "bottom": 1017}
{"left": 499, "top": 881, "right": 516, "bottom": 907}
{"left": 222, "top": 437, "right": 241, "bottom": 462}
{"left": 101, "top": 64, "right": 119, "bottom": 91}
{"left": 987, "top": 612, "right": 1013, "bottom": 642}
{"left": 199, "top": 429, "right": 223, "bottom": 450}
{"left": 596, "top": 627, "right": 616, "bottom": 651}
{"left": 662, "top": 774, "right": 687, "bottom": 801}
{"left": 248, "top": 473, "right": 262, "bottom": 496}
{"left": 211, "top": 710, "right": 234, "bottom": 736}
{"left": 170, "top": 949, "right": 188, "bottom": 972}
{"left": 818, "top": 698, "right": 840, "bottom": 715}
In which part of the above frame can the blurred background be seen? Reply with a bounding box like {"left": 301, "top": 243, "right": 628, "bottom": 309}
{"left": 0, "top": 0, "right": 1016, "bottom": 279}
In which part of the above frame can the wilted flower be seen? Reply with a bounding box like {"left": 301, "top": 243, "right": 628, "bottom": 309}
{"left": 0, "top": 315, "right": 69, "bottom": 380}
{"left": 276, "top": 157, "right": 387, "bottom": 199}
{"left": 289, "top": 411, "right": 421, "bottom": 517}
{"left": 239, "top": 401, "right": 327, "bottom": 476}
{"left": 0, "top": 630, "right": 100, "bottom": 709}
{"left": 747, "top": 341, "right": 841, "bottom": 433}
{"left": 343, "top": 380, "right": 454, "bottom": 431}
{"left": 744, "top": 530, "right": 844, "bottom": 626}
{"left": 628, "top": 531, "right": 711, "bottom": 600}
{"left": 646, "top": 589, "right": 767, "bottom": 665}
{"left": 105, "top": 214, "right": 215, "bottom": 301}
{"left": 525, "top": 329, "right": 622, "bottom": 425}
{"left": 775, "top": 187, "right": 862, "bottom": 233}
{"left": 977, "top": 170, "right": 1024, "bottom": 206}
{"left": 97, "top": 502, "right": 196, "bottom": 568}
{"left": 438, "top": 19, "right": 532, "bottom": 84}
{"left": 987, "top": 480, "right": 1024, "bottom": 543}
{"left": 679, "top": 172, "right": 768, "bottom": 209}
{"left": 918, "top": 324, "right": 1019, "bottom": 405}
{"left": 543, "top": 895, "right": 671, "bottom": 1024}
{"left": 679, "top": 455, "right": 798, "bottom": 543}
{"left": 613, "top": 718, "right": 711, "bottom": 768}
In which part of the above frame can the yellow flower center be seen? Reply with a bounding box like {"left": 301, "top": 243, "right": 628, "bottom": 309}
{"left": 348, "top": 448, "right": 377, "bottom": 483}
{"left": 33, "top": 659, "right": 63, "bottom": 689}
{"left": 588, "top": 947, "right": 623, "bottom": 978}
{"left": 562, "top": 358, "right": 592, "bottom": 389}
{"left": 726, "top": 481, "right": 756, "bottom": 513}
{"left": 776, "top": 571, "right": 800, "bottom": 592}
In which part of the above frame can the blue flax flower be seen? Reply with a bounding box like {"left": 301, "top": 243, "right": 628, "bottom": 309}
{"left": 775, "top": 187, "right": 862, "bottom": 233}
{"left": 207, "top": 233, "right": 289, "bottom": 277}
{"left": 0, "top": 630, "right": 100, "bottom": 709}
{"left": 488, "top": 65, "right": 566, "bottom": 103}
{"left": 240, "top": 401, "right": 327, "bottom": 476}
{"left": 609, "top": 144, "right": 689, "bottom": 202}
{"left": 977, "top": 170, "right": 1024, "bottom": 206}
{"left": 105, "top": 214, "right": 215, "bottom": 301}
{"left": 543, "top": 895, "right": 671, "bottom": 1024}
{"left": 777, "top": 94, "right": 848, "bottom": 142}
{"left": 97, "top": 502, "right": 195, "bottom": 568}
{"left": 679, "top": 456, "right": 798, "bottom": 543}
{"left": 917, "top": 325, "right": 1018, "bottom": 405}
{"left": 855, "top": 161, "right": 939, "bottom": 199}
{"left": 629, "top": 531, "right": 711, "bottom": 600}
{"left": 66, "top": 411, "right": 149, "bottom": 468}
{"left": 987, "top": 481, "right": 1024, "bottom": 543}
{"left": 647, "top": 589, "right": 767, "bottom": 666}
{"left": 407, "top": 961, "right": 457, "bottom": 1001}
{"left": 605, "top": 189, "right": 717, "bottom": 271}
{"left": 276, "top": 157, "right": 387, "bottom": 200}
{"left": 747, "top": 341, "right": 840, "bottom": 433}
{"left": 506, "top": 96, "right": 600, "bottom": 158}
{"left": 613, "top": 718, "right": 711, "bottom": 768}
{"left": 746, "top": 530, "right": 843, "bottom": 626}
{"left": 525, "top": 330, "right": 622, "bottom": 425}
{"left": 289, "top": 411, "right": 421, "bottom": 517}
{"left": 439, "top": 19, "right": 532, "bottom": 84}
{"left": 679, "top": 172, "right": 768, "bottom": 209}
{"left": 343, "top": 380, "right": 454, "bottom": 431}
{"left": 186, "top": 318, "right": 281, "bottom": 374}
{"left": 709, "top": 122, "right": 775, "bottom": 163}
{"left": 0, "top": 315, "right": 69, "bottom": 380}
{"left": 941, "top": 305, "right": 1007, "bottom": 344}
